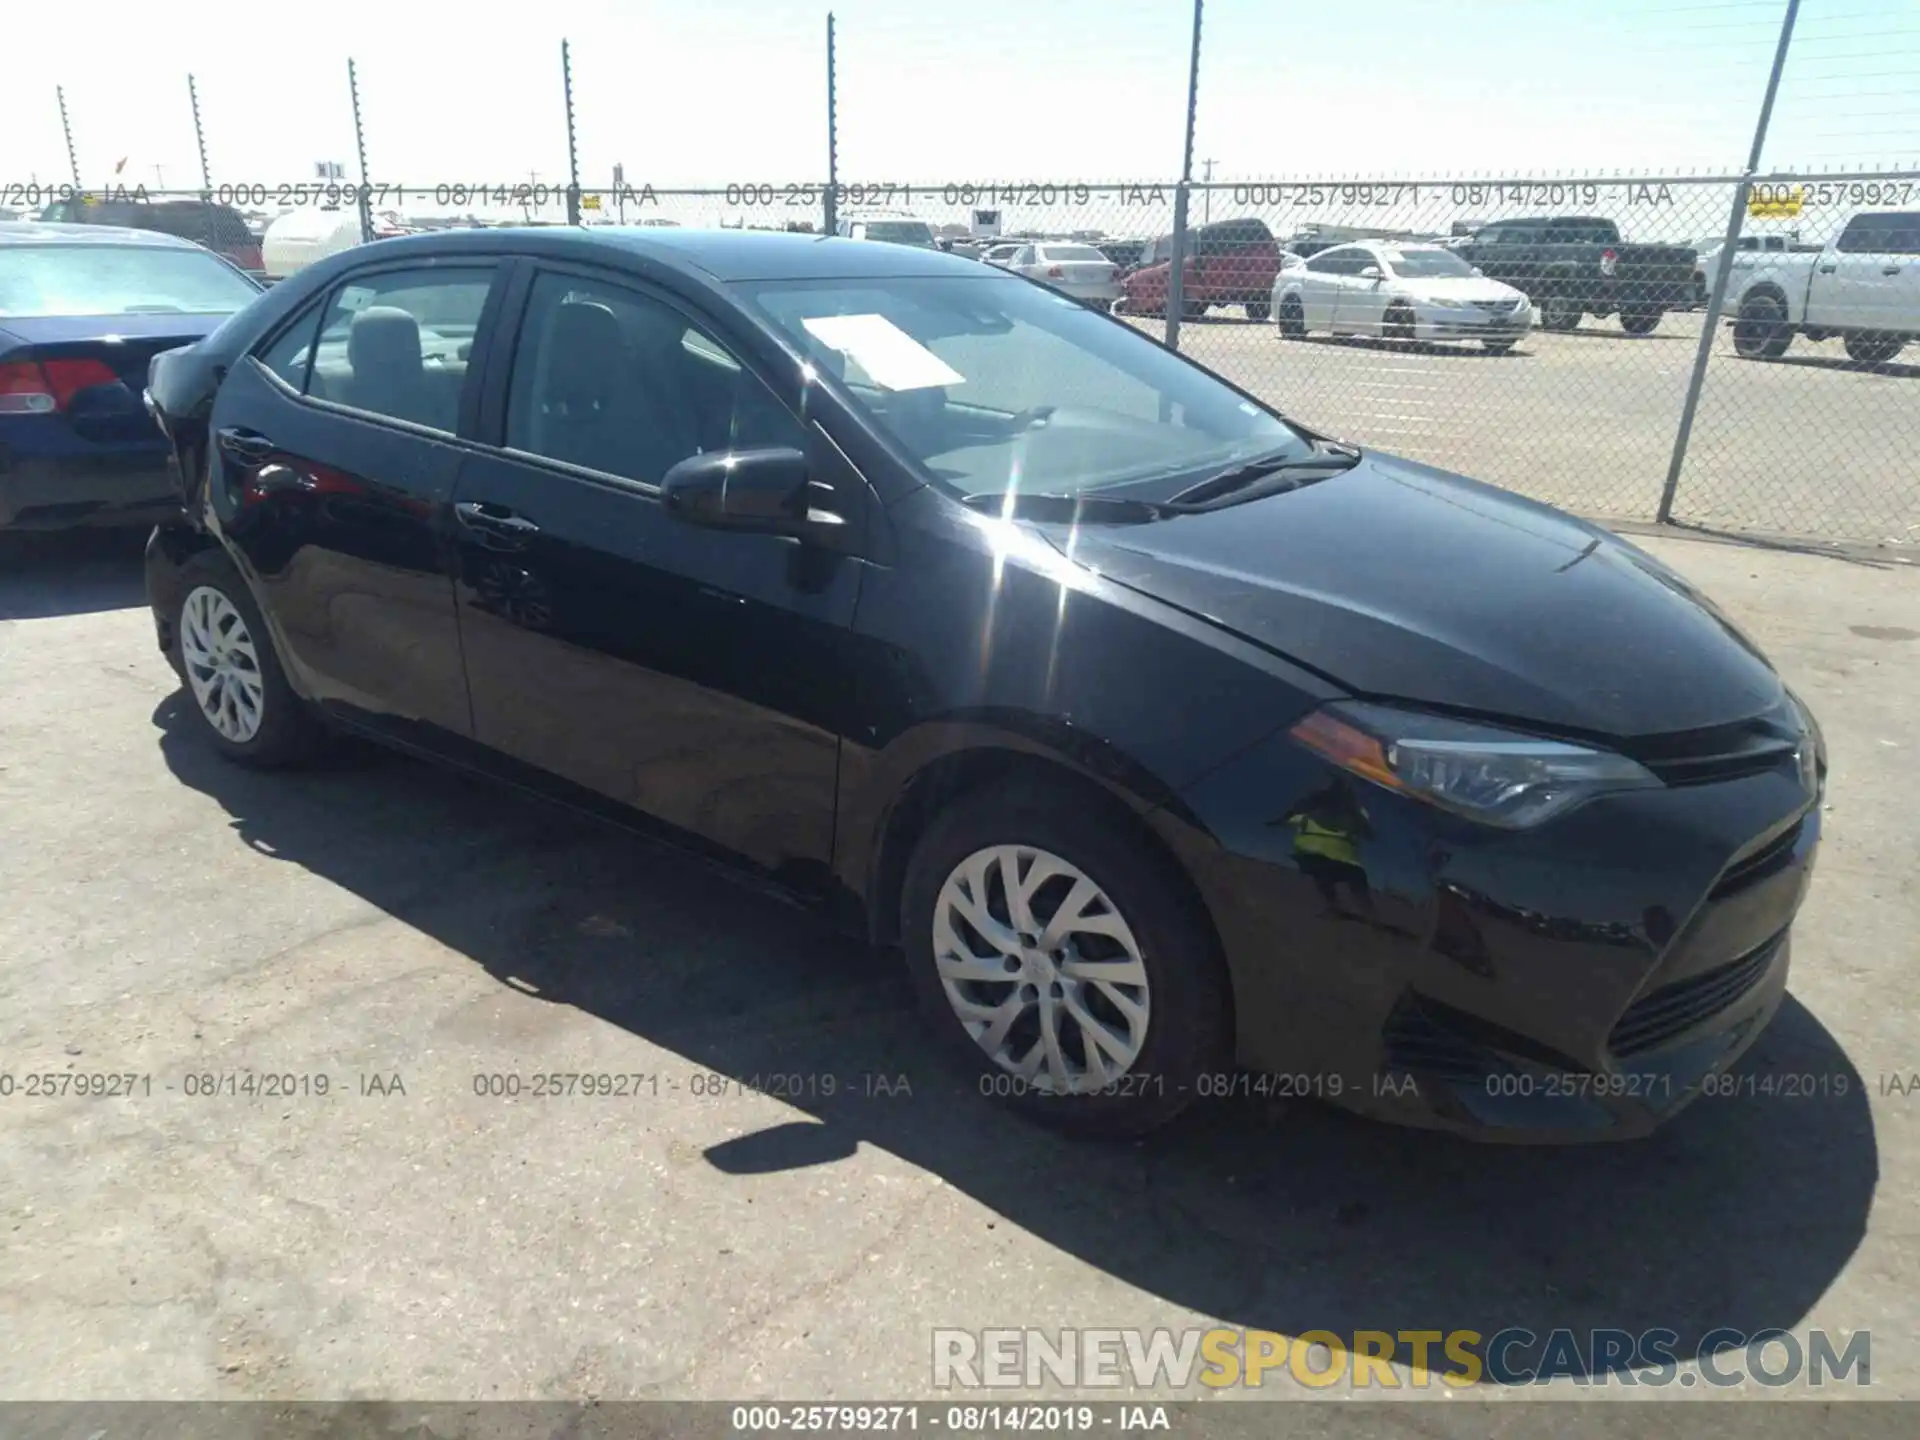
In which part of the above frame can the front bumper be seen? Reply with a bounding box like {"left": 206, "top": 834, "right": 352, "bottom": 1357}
{"left": 1156, "top": 715, "right": 1821, "bottom": 1142}
{"left": 1413, "top": 302, "right": 1534, "bottom": 342}
{"left": 0, "top": 449, "right": 182, "bottom": 531}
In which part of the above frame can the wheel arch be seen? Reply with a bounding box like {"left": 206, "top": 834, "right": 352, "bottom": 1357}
{"left": 853, "top": 720, "right": 1224, "bottom": 979}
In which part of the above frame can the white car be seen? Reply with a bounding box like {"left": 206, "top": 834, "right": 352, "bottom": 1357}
{"left": 1273, "top": 241, "right": 1533, "bottom": 352}
{"left": 980, "top": 242, "right": 1024, "bottom": 268}
{"left": 1003, "top": 241, "right": 1123, "bottom": 306}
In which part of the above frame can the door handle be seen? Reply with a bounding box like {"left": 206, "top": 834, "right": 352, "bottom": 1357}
{"left": 1883, "top": 266, "right": 1902, "bottom": 276}
{"left": 216, "top": 426, "right": 275, "bottom": 466}
{"left": 1817, "top": 263, "right": 1838, "bottom": 273}
{"left": 454, "top": 500, "right": 541, "bottom": 546}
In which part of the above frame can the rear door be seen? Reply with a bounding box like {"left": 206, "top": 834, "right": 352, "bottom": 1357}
{"left": 446, "top": 263, "right": 869, "bottom": 877}
{"left": 1820, "top": 212, "right": 1920, "bottom": 330}
{"left": 206, "top": 258, "right": 505, "bottom": 743}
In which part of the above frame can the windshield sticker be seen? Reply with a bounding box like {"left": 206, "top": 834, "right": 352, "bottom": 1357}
{"left": 800, "top": 313, "right": 965, "bottom": 391}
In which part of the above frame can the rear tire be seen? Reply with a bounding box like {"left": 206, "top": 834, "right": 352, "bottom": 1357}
{"left": 1182, "top": 299, "right": 1207, "bottom": 321}
{"left": 901, "top": 780, "right": 1230, "bottom": 1138}
{"left": 1619, "top": 307, "right": 1662, "bottom": 335}
{"left": 1244, "top": 299, "right": 1270, "bottom": 323}
{"left": 171, "top": 549, "right": 326, "bottom": 769}
{"left": 1277, "top": 295, "right": 1307, "bottom": 340}
{"left": 1844, "top": 332, "right": 1905, "bottom": 367}
{"left": 1732, "top": 292, "right": 1793, "bottom": 359}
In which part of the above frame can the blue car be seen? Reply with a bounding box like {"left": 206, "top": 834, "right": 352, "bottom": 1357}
{"left": 0, "top": 222, "right": 262, "bottom": 531}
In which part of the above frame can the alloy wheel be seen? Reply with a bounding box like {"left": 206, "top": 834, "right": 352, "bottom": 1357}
{"left": 931, "top": 844, "right": 1150, "bottom": 1093}
{"left": 180, "top": 585, "right": 266, "bottom": 743}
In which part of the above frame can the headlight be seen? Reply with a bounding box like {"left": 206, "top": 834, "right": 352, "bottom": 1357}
{"left": 1289, "top": 702, "right": 1661, "bottom": 829}
{"left": 1786, "top": 689, "right": 1825, "bottom": 797}
{"left": 1426, "top": 296, "right": 1471, "bottom": 309}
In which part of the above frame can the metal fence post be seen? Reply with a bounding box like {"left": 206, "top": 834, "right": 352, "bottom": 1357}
{"left": 188, "top": 74, "right": 212, "bottom": 196}
{"left": 1658, "top": 0, "right": 1800, "bottom": 523}
{"left": 347, "top": 59, "right": 374, "bottom": 243}
{"left": 57, "top": 86, "right": 82, "bottom": 189}
{"left": 562, "top": 39, "right": 582, "bottom": 226}
{"left": 1165, "top": 0, "right": 1203, "bottom": 349}
{"left": 824, "top": 13, "right": 839, "bottom": 237}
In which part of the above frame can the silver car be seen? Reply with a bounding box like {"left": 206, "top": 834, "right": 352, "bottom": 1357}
{"left": 1005, "top": 242, "right": 1123, "bottom": 306}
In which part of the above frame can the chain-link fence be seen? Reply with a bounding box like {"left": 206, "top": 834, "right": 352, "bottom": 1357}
{"left": 5, "top": 171, "right": 1916, "bottom": 546}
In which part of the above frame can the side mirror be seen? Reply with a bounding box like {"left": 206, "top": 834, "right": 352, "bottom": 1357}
{"left": 1358, "top": 265, "right": 1384, "bottom": 282}
{"left": 660, "top": 446, "right": 843, "bottom": 540}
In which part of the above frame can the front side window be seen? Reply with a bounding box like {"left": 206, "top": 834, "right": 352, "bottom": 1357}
{"left": 1305, "top": 248, "right": 1360, "bottom": 275}
{"left": 0, "top": 243, "right": 260, "bottom": 319}
{"left": 505, "top": 272, "right": 802, "bottom": 485}
{"left": 303, "top": 265, "right": 495, "bottom": 432}
{"left": 741, "top": 273, "right": 1306, "bottom": 502}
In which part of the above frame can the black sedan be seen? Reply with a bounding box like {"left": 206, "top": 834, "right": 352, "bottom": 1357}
{"left": 141, "top": 226, "right": 1824, "bottom": 1141}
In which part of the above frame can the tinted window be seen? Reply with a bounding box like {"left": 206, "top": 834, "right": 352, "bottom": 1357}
{"left": 304, "top": 265, "right": 494, "bottom": 432}
{"left": 0, "top": 243, "right": 260, "bottom": 319}
{"left": 1836, "top": 212, "right": 1920, "bottom": 255}
{"left": 862, "top": 221, "right": 937, "bottom": 247}
{"left": 1383, "top": 248, "right": 1478, "bottom": 279}
{"left": 505, "top": 272, "right": 803, "bottom": 484}
{"left": 1545, "top": 221, "right": 1619, "bottom": 244}
{"left": 1305, "top": 248, "right": 1361, "bottom": 275}
{"left": 1196, "top": 219, "right": 1275, "bottom": 252}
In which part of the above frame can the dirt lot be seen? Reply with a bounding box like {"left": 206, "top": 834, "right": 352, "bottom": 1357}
{"left": 1, "top": 525, "right": 1916, "bottom": 1407}
{"left": 1142, "top": 309, "right": 1920, "bottom": 546}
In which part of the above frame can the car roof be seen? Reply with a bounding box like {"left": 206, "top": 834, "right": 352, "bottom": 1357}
{"left": 319, "top": 225, "right": 993, "bottom": 282}
{"left": 0, "top": 221, "right": 204, "bottom": 249}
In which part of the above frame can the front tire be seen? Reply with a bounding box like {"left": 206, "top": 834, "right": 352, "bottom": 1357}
{"left": 1540, "top": 293, "right": 1582, "bottom": 331}
{"left": 1384, "top": 303, "right": 1418, "bottom": 343}
{"left": 901, "top": 781, "right": 1229, "bottom": 1137}
{"left": 172, "top": 550, "right": 325, "bottom": 768}
{"left": 1732, "top": 292, "right": 1793, "bottom": 359}
{"left": 1244, "top": 299, "right": 1270, "bottom": 323}
{"left": 1619, "top": 307, "right": 1662, "bottom": 335}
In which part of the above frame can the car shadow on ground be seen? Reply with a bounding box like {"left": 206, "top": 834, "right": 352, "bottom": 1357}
{"left": 1288, "top": 336, "right": 1531, "bottom": 360}
{"left": 1744, "top": 352, "right": 1920, "bottom": 380}
{"left": 0, "top": 528, "right": 150, "bottom": 621}
{"left": 152, "top": 695, "right": 1877, "bottom": 1384}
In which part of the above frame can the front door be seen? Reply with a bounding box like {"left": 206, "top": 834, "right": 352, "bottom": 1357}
{"left": 447, "top": 266, "right": 867, "bottom": 881}
{"left": 207, "top": 260, "right": 503, "bottom": 741}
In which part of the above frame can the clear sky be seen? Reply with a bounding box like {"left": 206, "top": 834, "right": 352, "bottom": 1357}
{"left": 7, "top": 1, "right": 1916, "bottom": 219}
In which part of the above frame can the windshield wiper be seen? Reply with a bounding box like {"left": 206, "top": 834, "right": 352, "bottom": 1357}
{"left": 959, "top": 491, "right": 1167, "bottom": 525}
{"left": 1162, "top": 440, "right": 1362, "bottom": 512}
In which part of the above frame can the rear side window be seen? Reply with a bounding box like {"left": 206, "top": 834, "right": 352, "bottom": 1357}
{"left": 1836, "top": 212, "right": 1920, "bottom": 255}
{"left": 504, "top": 271, "right": 803, "bottom": 484}
{"left": 302, "top": 265, "right": 495, "bottom": 433}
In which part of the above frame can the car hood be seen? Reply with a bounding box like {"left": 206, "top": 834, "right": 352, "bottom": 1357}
{"left": 1045, "top": 452, "right": 1785, "bottom": 740}
{"left": 1398, "top": 276, "right": 1525, "bottom": 304}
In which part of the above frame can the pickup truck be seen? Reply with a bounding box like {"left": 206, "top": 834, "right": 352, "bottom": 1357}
{"left": 1723, "top": 209, "right": 1920, "bottom": 366}
{"left": 1452, "top": 216, "right": 1698, "bottom": 333}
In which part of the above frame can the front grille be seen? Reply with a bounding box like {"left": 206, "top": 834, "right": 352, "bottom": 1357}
{"left": 1609, "top": 931, "right": 1784, "bottom": 1056}
{"left": 1709, "top": 819, "right": 1805, "bottom": 901}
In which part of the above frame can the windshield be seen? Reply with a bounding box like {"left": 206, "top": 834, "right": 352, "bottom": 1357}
{"left": 1383, "top": 248, "right": 1479, "bottom": 279}
{"left": 740, "top": 274, "right": 1309, "bottom": 501}
{"left": 863, "top": 222, "right": 937, "bottom": 247}
{"left": 0, "top": 244, "right": 259, "bottom": 318}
